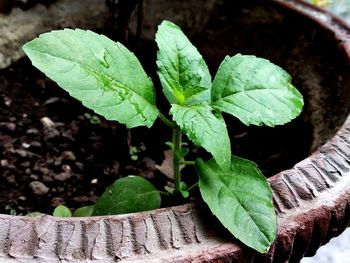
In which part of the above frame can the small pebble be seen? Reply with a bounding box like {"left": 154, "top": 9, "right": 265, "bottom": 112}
{"left": 1, "top": 159, "right": 9, "bottom": 167}
{"left": 17, "top": 206, "right": 25, "bottom": 211}
{"left": 3, "top": 96, "right": 12, "bottom": 106}
{"left": 56, "top": 187, "right": 65, "bottom": 192}
{"left": 40, "top": 116, "right": 55, "bottom": 128}
{"left": 30, "top": 174, "right": 39, "bottom": 180}
{"left": 51, "top": 197, "right": 65, "bottom": 207}
{"left": 30, "top": 141, "right": 42, "bottom": 148}
{"left": 53, "top": 157, "right": 62, "bottom": 166}
{"left": 6, "top": 174, "right": 16, "bottom": 184}
{"left": 75, "top": 162, "right": 84, "bottom": 172}
{"left": 15, "top": 149, "right": 27, "bottom": 157}
{"left": 73, "top": 196, "right": 90, "bottom": 203}
{"left": 29, "top": 181, "right": 49, "bottom": 195}
{"left": 111, "top": 161, "right": 120, "bottom": 175}
{"left": 43, "top": 128, "right": 60, "bottom": 140}
{"left": 42, "top": 175, "right": 53, "bottom": 182}
{"left": 21, "top": 161, "right": 31, "bottom": 168}
{"left": 53, "top": 172, "right": 71, "bottom": 182}
{"left": 18, "top": 196, "right": 27, "bottom": 201}
{"left": 26, "top": 128, "right": 39, "bottom": 134}
{"left": 91, "top": 178, "right": 98, "bottom": 184}
{"left": 22, "top": 142, "right": 30, "bottom": 148}
{"left": 61, "top": 151, "right": 76, "bottom": 161}
{"left": 53, "top": 165, "right": 72, "bottom": 181}
{"left": 0, "top": 122, "right": 16, "bottom": 131}
{"left": 62, "top": 164, "right": 71, "bottom": 173}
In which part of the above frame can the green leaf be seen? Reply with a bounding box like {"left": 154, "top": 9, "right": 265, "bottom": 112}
{"left": 212, "top": 54, "right": 303, "bottom": 126}
{"left": 53, "top": 205, "right": 72, "bottom": 217}
{"left": 23, "top": 29, "right": 158, "bottom": 128}
{"left": 93, "top": 176, "right": 161, "bottom": 216}
{"left": 73, "top": 205, "right": 94, "bottom": 217}
{"left": 176, "top": 148, "right": 189, "bottom": 160}
{"left": 156, "top": 20, "right": 211, "bottom": 106}
{"left": 170, "top": 104, "right": 230, "bottom": 168}
{"left": 26, "top": 212, "right": 45, "bottom": 217}
{"left": 196, "top": 156, "right": 277, "bottom": 253}
{"left": 179, "top": 182, "right": 189, "bottom": 198}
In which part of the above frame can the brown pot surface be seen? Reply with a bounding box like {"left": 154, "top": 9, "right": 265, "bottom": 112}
{"left": 0, "top": 0, "right": 350, "bottom": 262}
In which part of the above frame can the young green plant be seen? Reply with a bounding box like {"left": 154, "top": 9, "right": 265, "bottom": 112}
{"left": 23, "top": 20, "right": 303, "bottom": 253}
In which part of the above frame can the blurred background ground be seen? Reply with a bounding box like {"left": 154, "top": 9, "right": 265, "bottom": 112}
{"left": 301, "top": 1, "right": 350, "bottom": 263}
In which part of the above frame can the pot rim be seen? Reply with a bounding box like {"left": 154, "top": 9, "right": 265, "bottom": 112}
{"left": 0, "top": 0, "right": 350, "bottom": 262}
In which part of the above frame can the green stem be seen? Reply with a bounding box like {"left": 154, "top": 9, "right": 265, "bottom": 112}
{"left": 159, "top": 191, "right": 171, "bottom": 196}
{"left": 159, "top": 112, "right": 176, "bottom": 128}
{"left": 172, "top": 126, "right": 182, "bottom": 194}
{"left": 187, "top": 182, "right": 199, "bottom": 192}
{"left": 179, "top": 161, "right": 196, "bottom": 165}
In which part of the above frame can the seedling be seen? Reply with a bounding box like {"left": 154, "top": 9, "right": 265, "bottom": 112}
{"left": 53, "top": 204, "right": 72, "bottom": 217}
{"left": 23, "top": 20, "right": 303, "bottom": 253}
{"left": 129, "top": 145, "right": 145, "bottom": 161}
{"left": 84, "top": 112, "right": 101, "bottom": 125}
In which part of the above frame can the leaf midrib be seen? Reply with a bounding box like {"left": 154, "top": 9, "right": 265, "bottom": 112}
{"left": 28, "top": 47, "right": 154, "bottom": 106}
{"left": 97, "top": 190, "right": 159, "bottom": 213}
{"left": 218, "top": 184, "right": 271, "bottom": 243}
{"left": 208, "top": 166, "right": 272, "bottom": 242}
{"left": 212, "top": 86, "right": 292, "bottom": 105}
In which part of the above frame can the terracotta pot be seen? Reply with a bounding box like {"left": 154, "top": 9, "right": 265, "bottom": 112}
{"left": 0, "top": 0, "right": 350, "bottom": 262}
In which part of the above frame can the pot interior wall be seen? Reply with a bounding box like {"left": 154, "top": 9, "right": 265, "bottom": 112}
{"left": 135, "top": 0, "right": 350, "bottom": 175}
{"left": 1, "top": 0, "right": 350, "bottom": 214}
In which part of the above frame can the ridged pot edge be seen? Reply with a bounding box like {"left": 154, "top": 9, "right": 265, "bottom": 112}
{"left": 0, "top": 0, "right": 349, "bottom": 262}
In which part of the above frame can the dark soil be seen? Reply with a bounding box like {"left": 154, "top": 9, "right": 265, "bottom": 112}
{"left": 0, "top": 0, "right": 58, "bottom": 14}
{"left": 0, "top": 53, "right": 312, "bottom": 215}
{"left": 0, "top": 57, "right": 173, "bottom": 215}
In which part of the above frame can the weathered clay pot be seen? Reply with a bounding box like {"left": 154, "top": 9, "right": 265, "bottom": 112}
{"left": 0, "top": 0, "right": 350, "bottom": 262}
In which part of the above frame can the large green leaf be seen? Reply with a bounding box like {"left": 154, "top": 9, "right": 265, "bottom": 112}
{"left": 156, "top": 20, "right": 211, "bottom": 106}
{"left": 211, "top": 54, "right": 303, "bottom": 126}
{"left": 196, "top": 156, "right": 277, "bottom": 253}
{"left": 93, "top": 176, "right": 161, "bottom": 216}
{"left": 23, "top": 29, "right": 158, "bottom": 128}
{"left": 170, "top": 104, "right": 230, "bottom": 168}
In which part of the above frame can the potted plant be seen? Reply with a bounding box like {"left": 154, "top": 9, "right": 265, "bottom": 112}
{"left": 0, "top": 0, "right": 349, "bottom": 262}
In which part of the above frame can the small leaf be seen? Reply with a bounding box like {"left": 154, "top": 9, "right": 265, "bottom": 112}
{"left": 23, "top": 29, "right": 158, "bottom": 128}
{"left": 26, "top": 212, "right": 45, "bottom": 217}
{"left": 53, "top": 205, "right": 72, "bottom": 217}
{"left": 170, "top": 104, "right": 230, "bottom": 168}
{"left": 73, "top": 206, "right": 94, "bottom": 217}
{"left": 179, "top": 182, "right": 189, "bottom": 198}
{"left": 164, "top": 185, "right": 175, "bottom": 194}
{"left": 93, "top": 176, "right": 161, "bottom": 216}
{"left": 176, "top": 148, "right": 189, "bottom": 160}
{"left": 196, "top": 156, "right": 277, "bottom": 253}
{"left": 165, "top": 141, "right": 174, "bottom": 151}
{"left": 156, "top": 20, "right": 211, "bottom": 105}
{"left": 212, "top": 54, "right": 303, "bottom": 126}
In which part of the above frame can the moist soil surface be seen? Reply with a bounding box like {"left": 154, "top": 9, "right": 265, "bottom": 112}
{"left": 0, "top": 54, "right": 312, "bottom": 216}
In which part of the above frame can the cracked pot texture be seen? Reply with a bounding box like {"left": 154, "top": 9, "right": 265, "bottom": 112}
{"left": 0, "top": 0, "right": 350, "bottom": 262}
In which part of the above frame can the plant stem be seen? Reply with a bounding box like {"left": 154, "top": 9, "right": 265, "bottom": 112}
{"left": 187, "top": 182, "right": 199, "bottom": 192}
{"left": 179, "top": 161, "right": 196, "bottom": 165}
{"left": 159, "top": 191, "right": 171, "bottom": 196}
{"left": 159, "top": 112, "right": 176, "bottom": 128}
{"left": 172, "top": 126, "right": 182, "bottom": 194}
